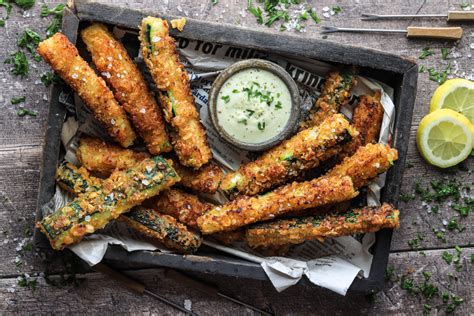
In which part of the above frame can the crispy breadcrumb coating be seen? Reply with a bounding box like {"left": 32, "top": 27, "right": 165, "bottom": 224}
{"left": 76, "top": 137, "right": 149, "bottom": 177}
{"left": 300, "top": 71, "right": 356, "bottom": 130}
{"left": 37, "top": 156, "right": 179, "bottom": 250}
{"left": 81, "top": 24, "right": 171, "bottom": 154}
{"left": 325, "top": 143, "right": 398, "bottom": 189}
{"left": 120, "top": 208, "right": 201, "bottom": 254}
{"left": 56, "top": 161, "right": 100, "bottom": 194}
{"left": 37, "top": 33, "right": 136, "bottom": 147}
{"left": 76, "top": 137, "right": 222, "bottom": 193}
{"left": 140, "top": 17, "right": 212, "bottom": 169}
{"left": 197, "top": 176, "right": 358, "bottom": 234}
{"left": 220, "top": 114, "right": 358, "bottom": 198}
{"left": 341, "top": 91, "right": 384, "bottom": 158}
{"left": 245, "top": 203, "right": 399, "bottom": 249}
{"left": 152, "top": 188, "right": 212, "bottom": 229}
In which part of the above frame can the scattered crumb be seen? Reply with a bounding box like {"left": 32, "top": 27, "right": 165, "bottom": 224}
{"left": 184, "top": 299, "right": 192, "bottom": 311}
{"left": 171, "top": 17, "right": 187, "bottom": 32}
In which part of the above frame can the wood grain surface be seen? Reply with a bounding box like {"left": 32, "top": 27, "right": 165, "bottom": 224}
{"left": 0, "top": 0, "right": 472, "bottom": 314}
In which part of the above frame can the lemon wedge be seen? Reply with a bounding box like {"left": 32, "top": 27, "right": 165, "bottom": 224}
{"left": 430, "top": 78, "right": 474, "bottom": 125}
{"left": 417, "top": 109, "right": 473, "bottom": 168}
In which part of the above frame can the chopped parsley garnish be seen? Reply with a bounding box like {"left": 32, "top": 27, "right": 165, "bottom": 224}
{"left": 446, "top": 295, "right": 464, "bottom": 313}
{"left": 46, "top": 16, "right": 62, "bottom": 38}
{"left": 17, "top": 275, "right": 37, "bottom": 291}
{"left": 418, "top": 65, "right": 426, "bottom": 73}
{"left": 17, "top": 28, "right": 41, "bottom": 60}
{"left": 407, "top": 234, "right": 423, "bottom": 249}
{"left": 447, "top": 218, "right": 462, "bottom": 231}
{"left": 212, "top": 0, "right": 218, "bottom": 5}
{"left": 245, "top": 109, "right": 255, "bottom": 117}
{"left": 5, "top": 50, "right": 29, "bottom": 77}
{"left": 419, "top": 47, "right": 434, "bottom": 59}
{"left": 275, "top": 101, "right": 282, "bottom": 109}
{"left": 452, "top": 203, "right": 470, "bottom": 217}
{"left": 237, "top": 118, "right": 247, "bottom": 125}
{"left": 442, "top": 251, "right": 453, "bottom": 264}
{"left": 232, "top": 89, "right": 239, "bottom": 93}
{"left": 400, "top": 193, "right": 415, "bottom": 202}
{"left": 460, "top": 1, "right": 470, "bottom": 9}
{"left": 400, "top": 275, "right": 417, "bottom": 294}
{"left": 0, "top": 0, "right": 13, "bottom": 27}
{"left": 40, "top": 3, "right": 65, "bottom": 17}
{"left": 332, "top": 6, "right": 342, "bottom": 14}
{"left": 309, "top": 9, "right": 320, "bottom": 23}
{"left": 11, "top": 96, "right": 25, "bottom": 104}
{"left": 41, "top": 72, "right": 61, "bottom": 87}
{"left": 17, "top": 108, "right": 37, "bottom": 117}
{"left": 247, "top": 0, "right": 263, "bottom": 24}
{"left": 14, "top": 0, "right": 35, "bottom": 9}
{"left": 221, "top": 95, "right": 230, "bottom": 104}
{"left": 257, "top": 121, "right": 265, "bottom": 131}
{"left": 247, "top": 0, "right": 320, "bottom": 32}
{"left": 441, "top": 48, "right": 449, "bottom": 60}
{"left": 427, "top": 63, "right": 451, "bottom": 85}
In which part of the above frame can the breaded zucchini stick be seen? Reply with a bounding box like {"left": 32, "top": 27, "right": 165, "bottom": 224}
{"left": 245, "top": 203, "right": 399, "bottom": 249}
{"left": 341, "top": 92, "right": 384, "bottom": 158}
{"left": 37, "top": 33, "right": 136, "bottom": 147}
{"left": 76, "top": 137, "right": 149, "bottom": 176}
{"left": 197, "top": 176, "right": 358, "bottom": 234}
{"left": 76, "top": 137, "right": 222, "bottom": 193}
{"left": 152, "top": 188, "right": 212, "bottom": 229}
{"left": 172, "top": 161, "right": 223, "bottom": 194}
{"left": 120, "top": 208, "right": 202, "bottom": 254}
{"left": 300, "top": 71, "right": 356, "bottom": 130}
{"left": 140, "top": 17, "right": 212, "bottom": 169}
{"left": 81, "top": 24, "right": 171, "bottom": 154}
{"left": 55, "top": 161, "right": 200, "bottom": 253}
{"left": 56, "top": 161, "right": 100, "bottom": 195}
{"left": 325, "top": 143, "right": 398, "bottom": 189}
{"left": 37, "top": 156, "right": 179, "bottom": 250}
{"left": 220, "top": 114, "right": 358, "bottom": 198}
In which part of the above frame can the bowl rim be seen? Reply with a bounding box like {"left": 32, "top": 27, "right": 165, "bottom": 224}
{"left": 208, "top": 58, "right": 301, "bottom": 151}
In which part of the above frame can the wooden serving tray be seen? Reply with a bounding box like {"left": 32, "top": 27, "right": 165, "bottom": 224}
{"left": 34, "top": 0, "right": 417, "bottom": 294}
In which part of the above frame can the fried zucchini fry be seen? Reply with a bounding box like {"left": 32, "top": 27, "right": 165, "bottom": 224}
{"left": 325, "top": 143, "right": 398, "bottom": 189}
{"left": 341, "top": 92, "right": 384, "bottom": 158}
{"left": 245, "top": 203, "right": 399, "bottom": 249}
{"left": 56, "top": 161, "right": 100, "bottom": 194}
{"left": 300, "top": 71, "right": 356, "bottom": 130}
{"left": 76, "top": 137, "right": 149, "bottom": 176}
{"left": 120, "top": 208, "right": 201, "bottom": 254}
{"left": 76, "top": 137, "right": 222, "bottom": 193}
{"left": 37, "top": 156, "right": 179, "bottom": 250}
{"left": 54, "top": 161, "right": 199, "bottom": 253}
{"left": 37, "top": 33, "right": 136, "bottom": 147}
{"left": 197, "top": 176, "right": 358, "bottom": 234}
{"left": 172, "top": 161, "right": 223, "bottom": 194}
{"left": 220, "top": 114, "right": 358, "bottom": 198}
{"left": 140, "top": 17, "right": 212, "bottom": 169}
{"left": 152, "top": 188, "right": 212, "bottom": 229}
{"left": 81, "top": 24, "right": 171, "bottom": 154}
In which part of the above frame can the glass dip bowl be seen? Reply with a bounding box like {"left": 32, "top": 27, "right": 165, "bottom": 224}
{"left": 209, "top": 59, "right": 301, "bottom": 151}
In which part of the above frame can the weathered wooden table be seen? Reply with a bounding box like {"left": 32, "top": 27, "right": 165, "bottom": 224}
{"left": 1, "top": 0, "right": 472, "bottom": 314}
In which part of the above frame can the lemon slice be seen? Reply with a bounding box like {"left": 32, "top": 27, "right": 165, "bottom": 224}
{"left": 430, "top": 78, "right": 474, "bottom": 125}
{"left": 417, "top": 109, "right": 473, "bottom": 168}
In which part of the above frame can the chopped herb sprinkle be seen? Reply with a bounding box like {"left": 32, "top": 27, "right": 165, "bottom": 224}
{"left": 11, "top": 96, "right": 26, "bottom": 104}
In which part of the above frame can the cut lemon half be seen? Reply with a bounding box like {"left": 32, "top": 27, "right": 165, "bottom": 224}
{"left": 417, "top": 109, "right": 473, "bottom": 168}
{"left": 430, "top": 78, "right": 474, "bottom": 125}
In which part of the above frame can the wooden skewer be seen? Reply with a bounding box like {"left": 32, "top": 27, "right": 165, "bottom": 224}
{"left": 362, "top": 11, "right": 474, "bottom": 22}
{"left": 321, "top": 26, "right": 463, "bottom": 40}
